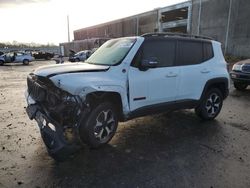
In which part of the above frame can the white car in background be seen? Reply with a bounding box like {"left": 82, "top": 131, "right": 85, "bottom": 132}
{"left": 0, "top": 52, "right": 34, "bottom": 65}
{"left": 69, "top": 50, "right": 91, "bottom": 62}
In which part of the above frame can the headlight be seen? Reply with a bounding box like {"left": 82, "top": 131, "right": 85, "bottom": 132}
{"left": 232, "top": 64, "right": 243, "bottom": 71}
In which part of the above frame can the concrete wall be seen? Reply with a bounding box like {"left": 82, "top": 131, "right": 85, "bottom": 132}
{"left": 73, "top": 10, "right": 158, "bottom": 40}
{"left": 67, "top": 0, "right": 250, "bottom": 57}
{"left": 64, "top": 2, "right": 190, "bottom": 55}
{"left": 227, "top": 0, "right": 250, "bottom": 57}
{"left": 191, "top": 0, "right": 250, "bottom": 57}
{"left": 64, "top": 11, "right": 158, "bottom": 56}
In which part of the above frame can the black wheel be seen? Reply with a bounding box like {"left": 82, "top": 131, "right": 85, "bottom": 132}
{"left": 0, "top": 60, "right": 4, "bottom": 65}
{"left": 23, "top": 59, "right": 29, "bottom": 65}
{"left": 75, "top": 58, "right": 80, "bottom": 62}
{"left": 234, "top": 82, "right": 248, "bottom": 91}
{"left": 79, "top": 102, "right": 118, "bottom": 148}
{"left": 195, "top": 88, "right": 223, "bottom": 120}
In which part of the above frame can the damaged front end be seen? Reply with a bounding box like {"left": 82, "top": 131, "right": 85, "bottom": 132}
{"left": 25, "top": 73, "right": 88, "bottom": 160}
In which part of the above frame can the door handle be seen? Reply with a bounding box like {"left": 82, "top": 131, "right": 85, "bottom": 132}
{"left": 166, "top": 72, "right": 178, "bottom": 77}
{"left": 201, "top": 69, "right": 210, "bottom": 73}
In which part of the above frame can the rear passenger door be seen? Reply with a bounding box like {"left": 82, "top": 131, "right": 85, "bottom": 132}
{"left": 14, "top": 53, "right": 24, "bottom": 62}
{"left": 175, "top": 40, "right": 214, "bottom": 101}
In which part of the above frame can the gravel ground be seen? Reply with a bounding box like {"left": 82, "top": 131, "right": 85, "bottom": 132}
{"left": 0, "top": 61, "right": 250, "bottom": 188}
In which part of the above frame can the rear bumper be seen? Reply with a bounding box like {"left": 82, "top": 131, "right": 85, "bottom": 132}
{"left": 230, "top": 71, "right": 250, "bottom": 84}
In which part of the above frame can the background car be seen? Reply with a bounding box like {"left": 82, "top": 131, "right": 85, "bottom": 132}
{"left": 230, "top": 60, "right": 250, "bottom": 90}
{"left": 52, "top": 54, "right": 64, "bottom": 64}
{"left": 0, "top": 52, "right": 34, "bottom": 65}
{"left": 33, "top": 51, "right": 54, "bottom": 60}
{"left": 90, "top": 47, "right": 98, "bottom": 55}
{"left": 69, "top": 50, "right": 91, "bottom": 62}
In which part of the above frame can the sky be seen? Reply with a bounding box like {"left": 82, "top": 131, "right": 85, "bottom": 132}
{"left": 0, "top": 0, "right": 186, "bottom": 45}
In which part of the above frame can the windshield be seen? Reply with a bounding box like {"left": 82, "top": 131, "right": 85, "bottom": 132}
{"left": 86, "top": 38, "right": 136, "bottom": 66}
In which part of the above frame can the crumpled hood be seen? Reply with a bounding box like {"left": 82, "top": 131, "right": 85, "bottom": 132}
{"left": 34, "top": 63, "right": 109, "bottom": 77}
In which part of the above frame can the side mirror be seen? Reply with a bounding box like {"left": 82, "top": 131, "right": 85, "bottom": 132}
{"left": 139, "top": 57, "right": 159, "bottom": 71}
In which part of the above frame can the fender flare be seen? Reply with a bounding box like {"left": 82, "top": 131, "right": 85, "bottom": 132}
{"left": 200, "top": 77, "right": 229, "bottom": 101}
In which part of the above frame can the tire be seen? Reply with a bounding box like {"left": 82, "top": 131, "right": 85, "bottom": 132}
{"left": 23, "top": 59, "right": 29, "bottom": 65}
{"left": 0, "top": 60, "right": 4, "bottom": 66}
{"left": 79, "top": 102, "right": 118, "bottom": 148}
{"left": 234, "top": 82, "right": 248, "bottom": 91}
{"left": 195, "top": 88, "right": 223, "bottom": 120}
{"left": 75, "top": 58, "right": 80, "bottom": 62}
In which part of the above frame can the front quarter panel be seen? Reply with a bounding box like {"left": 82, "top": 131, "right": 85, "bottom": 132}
{"left": 49, "top": 71, "right": 130, "bottom": 114}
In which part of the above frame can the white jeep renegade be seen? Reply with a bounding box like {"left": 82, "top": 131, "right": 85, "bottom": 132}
{"left": 25, "top": 33, "right": 230, "bottom": 160}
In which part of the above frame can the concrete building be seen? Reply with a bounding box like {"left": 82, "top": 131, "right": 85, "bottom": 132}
{"left": 60, "top": 0, "right": 250, "bottom": 57}
{"left": 191, "top": 0, "right": 250, "bottom": 57}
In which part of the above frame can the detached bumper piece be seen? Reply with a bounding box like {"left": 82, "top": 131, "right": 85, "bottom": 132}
{"left": 26, "top": 104, "right": 81, "bottom": 161}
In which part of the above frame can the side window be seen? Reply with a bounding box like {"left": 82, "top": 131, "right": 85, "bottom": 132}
{"left": 131, "top": 39, "right": 176, "bottom": 68}
{"left": 203, "top": 42, "right": 214, "bottom": 61}
{"left": 177, "top": 40, "right": 203, "bottom": 66}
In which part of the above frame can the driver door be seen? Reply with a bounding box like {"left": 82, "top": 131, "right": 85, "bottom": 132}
{"left": 128, "top": 38, "right": 179, "bottom": 111}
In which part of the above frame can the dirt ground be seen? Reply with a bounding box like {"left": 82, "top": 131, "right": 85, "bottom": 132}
{"left": 1, "top": 61, "right": 250, "bottom": 188}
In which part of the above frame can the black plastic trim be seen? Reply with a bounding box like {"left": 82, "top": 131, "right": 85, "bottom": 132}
{"left": 47, "top": 68, "right": 109, "bottom": 78}
{"left": 126, "top": 99, "right": 199, "bottom": 120}
{"left": 133, "top": 97, "right": 146, "bottom": 101}
{"left": 200, "top": 77, "right": 229, "bottom": 100}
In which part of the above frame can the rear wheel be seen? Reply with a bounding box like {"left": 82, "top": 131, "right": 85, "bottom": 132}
{"left": 79, "top": 102, "right": 118, "bottom": 148}
{"left": 0, "top": 60, "right": 4, "bottom": 66}
{"left": 195, "top": 88, "right": 223, "bottom": 120}
{"left": 234, "top": 82, "right": 248, "bottom": 91}
{"left": 75, "top": 58, "right": 80, "bottom": 62}
{"left": 23, "top": 59, "right": 29, "bottom": 65}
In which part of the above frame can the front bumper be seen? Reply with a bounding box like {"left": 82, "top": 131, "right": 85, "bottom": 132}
{"left": 25, "top": 93, "right": 81, "bottom": 160}
{"left": 230, "top": 71, "right": 250, "bottom": 84}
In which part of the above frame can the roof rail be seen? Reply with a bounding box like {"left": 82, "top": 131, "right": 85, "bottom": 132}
{"left": 141, "top": 32, "right": 213, "bottom": 40}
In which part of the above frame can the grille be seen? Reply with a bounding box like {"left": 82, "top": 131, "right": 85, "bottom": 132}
{"left": 27, "top": 75, "right": 46, "bottom": 102}
{"left": 242, "top": 64, "right": 250, "bottom": 73}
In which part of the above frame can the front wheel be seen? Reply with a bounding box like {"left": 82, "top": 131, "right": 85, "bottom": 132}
{"left": 0, "top": 60, "right": 4, "bottom": 66}
{"left": 195, "top": 88, "right": 223, "bottom": 120}
{"left": 79, "top": 102, "right": 118, "bottom": 148}
{"left": 234, "top": 82, "right": 248, "bottom": 91}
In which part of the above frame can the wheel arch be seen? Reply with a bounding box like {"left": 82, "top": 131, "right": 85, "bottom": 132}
{"left": 23, "top": 59, "right": 30, "bottom": 64}
{"left": 85, "top": 91, "right": 125, "bottom": 121}
{"left": 200, "top": 77, "right": 229, "bottom": 100}
{"left": 0, "top": 59, "right": 5, "bottom": 65}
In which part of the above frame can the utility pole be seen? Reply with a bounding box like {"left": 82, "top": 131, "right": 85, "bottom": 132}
{"left": 197, "top": 0, "right": 202, "bottom": 35}
{"left": 225, "top": 0, "right": 233, "bottom": 55}
{"left": 67, "top": 15, "right": 70, "bottom": 42}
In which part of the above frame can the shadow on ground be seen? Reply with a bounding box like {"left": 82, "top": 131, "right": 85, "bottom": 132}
{"left": 30, "top": 110, "right": 223, "bottom": 187}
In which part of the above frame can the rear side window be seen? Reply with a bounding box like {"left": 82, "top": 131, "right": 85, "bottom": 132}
{"left": 176, "top": 40, "right": 203, "bottom": 66}
{"left": 176, "top": 40, "right": 214, "bottom": 66}
{"left": 203, "top": 42, "right": 214, "bottom": 61}
{"left": 132, "top": 39, "right": 176, "bottom": 68}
